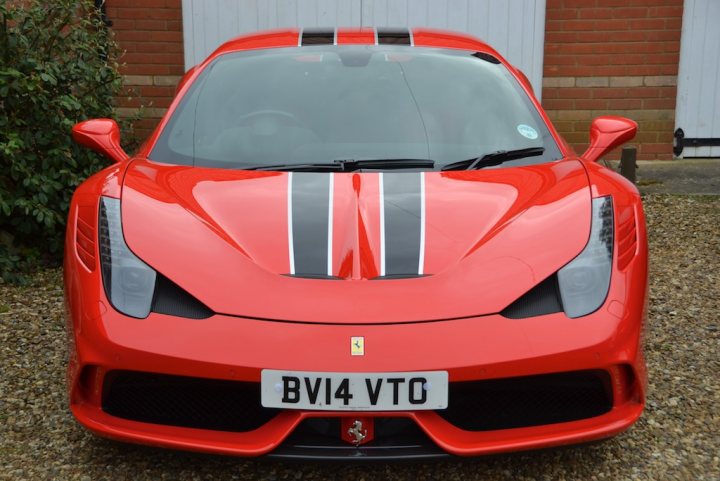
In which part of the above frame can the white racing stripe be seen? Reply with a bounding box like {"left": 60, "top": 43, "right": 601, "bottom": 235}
{"left": 379, "top": 172, "right": 386, "bottom": 276}
{"left": 418, "top": 172, "right": 425, "bottom": 275}
{"left": 327, "top": 173, "right": 334, "bottom": 276}
{"left": 287, "top": 172, "right": 295, "bottom": 275}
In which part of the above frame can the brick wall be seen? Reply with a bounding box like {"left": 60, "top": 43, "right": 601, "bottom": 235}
{"left": 106, "top": 0, "right": 184, "bottom": 141}
{"left": 542, "top": 0, "right": 683, "bottom": 160}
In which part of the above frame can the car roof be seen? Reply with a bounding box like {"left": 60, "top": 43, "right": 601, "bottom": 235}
{"left": 207, "top": 27, "right": 505, "bottom": 63}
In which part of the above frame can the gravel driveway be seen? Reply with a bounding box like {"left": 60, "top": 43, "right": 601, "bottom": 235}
{"left": 1, "top": 194, "right": 718, "bottom": 481}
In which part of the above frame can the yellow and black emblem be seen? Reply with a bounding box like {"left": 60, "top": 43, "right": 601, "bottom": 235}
{"left": 350, "top": 336, "right": 364, "bottom": 356}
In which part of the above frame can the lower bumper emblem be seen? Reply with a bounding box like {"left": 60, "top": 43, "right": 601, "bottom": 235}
{"left": 347, "top": 419, "right": 367, "bottom": 445}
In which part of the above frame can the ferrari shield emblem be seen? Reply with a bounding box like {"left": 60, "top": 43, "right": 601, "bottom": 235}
{"left": 351, "top": 336, "right": 364, "bottom": 356}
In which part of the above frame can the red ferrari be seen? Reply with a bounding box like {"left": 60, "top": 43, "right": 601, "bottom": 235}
{"left": 65, "top": 28, "right": 648, "bottom": 459}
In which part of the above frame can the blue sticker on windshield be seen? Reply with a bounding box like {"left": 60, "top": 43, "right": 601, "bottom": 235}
{"left": 517, "top": 124, "right": 539, "bottom": 140}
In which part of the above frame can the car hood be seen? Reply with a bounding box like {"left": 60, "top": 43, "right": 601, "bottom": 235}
{"left": 121, "top": 159, "right": 591, "bottom": 323}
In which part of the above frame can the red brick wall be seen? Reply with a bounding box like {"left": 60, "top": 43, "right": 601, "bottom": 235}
{"left": 105, "top": 0, "right": 184, "bottom": 140}
{"left": 542, "top": 0, "right": 683, "bottom": 160}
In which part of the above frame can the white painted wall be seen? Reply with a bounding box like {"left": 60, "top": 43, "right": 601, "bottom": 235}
{"left": 181, "top": 0, "right": 547, "bottom": 96}
{"left": 675, "top": 0, "right": 720, "bottom": 157}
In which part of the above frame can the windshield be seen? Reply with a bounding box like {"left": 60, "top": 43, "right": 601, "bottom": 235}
{"left": 150, "top": 46, "right": 562, "bottom": 170}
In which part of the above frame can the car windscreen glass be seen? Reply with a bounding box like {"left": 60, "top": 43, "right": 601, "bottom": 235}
{"left": 150, "top": 46, "right": 562, "bottom": 170}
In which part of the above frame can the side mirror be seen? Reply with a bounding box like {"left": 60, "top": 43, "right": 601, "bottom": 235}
{"left": 72, "top": 119, "right": 129, "bottom": 164}
{"left": 582, "top": 116, "right": 637, "bottom": 163}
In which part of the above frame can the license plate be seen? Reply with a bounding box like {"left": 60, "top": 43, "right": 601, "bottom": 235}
{"left": 261, "top": 370, "right": 448, "bottom": 411}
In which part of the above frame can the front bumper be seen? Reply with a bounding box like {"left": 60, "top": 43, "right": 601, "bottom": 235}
{"left": 66, "top": 291, "right": 646, "bottom": 458}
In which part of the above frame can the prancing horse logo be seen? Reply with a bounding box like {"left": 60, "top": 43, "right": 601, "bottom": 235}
{"left": 351, "top": 336, "right": 364, "bottom": 356}
{"left": 347, "top": 420, "right": 367, "bottom": 445}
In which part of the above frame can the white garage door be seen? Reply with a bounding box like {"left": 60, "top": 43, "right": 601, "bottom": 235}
{"left": 674, "top": 0, "right": 720, "bottom": 158}
{"left": 181, "top": 0, "right": 547, "bottom": 97}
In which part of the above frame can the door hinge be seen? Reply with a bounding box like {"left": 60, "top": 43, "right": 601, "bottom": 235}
{"left": 674, "top": 128, "right": 720, "bottom": 156}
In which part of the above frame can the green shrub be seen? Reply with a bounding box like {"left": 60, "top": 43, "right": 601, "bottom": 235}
{"left": 0, "top": 0, "right": 126, "bottom": 283}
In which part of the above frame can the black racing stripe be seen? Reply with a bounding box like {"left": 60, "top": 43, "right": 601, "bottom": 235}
{"left": 292, "top": 173, "right": 330, "bottom": 276}
{"left": 377, "top": 28, "right": 411, "bottom": 45}
{"left": 301, "top": 28, "right": 335, "bottom": 46}
{"left": 383, "top": 173, "right": 422, "bottom": 276}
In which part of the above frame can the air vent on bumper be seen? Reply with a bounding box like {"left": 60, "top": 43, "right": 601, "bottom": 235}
{"left": 438, "top": 370, "right": 613, "bottom": 431}
{"left": 102, "top": 371, "right": 278, "bottom": 432}
{"left": 501, "top": 274, "right": 563, "bottom": 319}
{"left": 151, "top": 273, "right": 213, "bottom": 319}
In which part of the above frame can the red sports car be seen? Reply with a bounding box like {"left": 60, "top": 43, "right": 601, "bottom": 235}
{"left": 65, "top": 28, "right": 648, "bottom": 459}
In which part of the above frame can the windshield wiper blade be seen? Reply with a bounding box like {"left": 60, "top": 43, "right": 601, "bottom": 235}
{"left": 245, "top": 158, "right": 435, "bottom": 172}
{"left": 441, "top": 147, "right": 545, "bottom": 171}
{"left": 335, "top": 158, "right": 434, "bottom": 171}
{"left": 244, "top": 162, "right": 343, "bottom": 172}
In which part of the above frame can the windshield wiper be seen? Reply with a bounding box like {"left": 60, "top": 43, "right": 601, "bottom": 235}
{"left": 441, "top": 147, "right": 545, "bottom": 171}
{"left": 244, "top": 158, "right": 435, "bottom": 172}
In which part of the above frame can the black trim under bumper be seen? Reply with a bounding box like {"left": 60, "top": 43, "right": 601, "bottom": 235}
{"left": 267, "top": 418, "right": 448, "bottom": 461}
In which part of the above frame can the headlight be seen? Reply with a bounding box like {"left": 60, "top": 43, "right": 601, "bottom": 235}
{"left": 98, "top": 197, "right": 157, "bottom": 318}
{"left": 557, "top": 196, "right": 613, "bottom": 318}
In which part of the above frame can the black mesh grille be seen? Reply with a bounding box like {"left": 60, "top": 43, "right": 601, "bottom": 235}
{"left": 501, "top": 274, "right": 563, "bottom": 319}
{"left": 102, "top": 371, "right": 278, "bottom": 432}
{"left": 438, "top": 370, "right": 613, "bottom": 431}
{"left": 151, "top": 273, "right": 213, "bottom": 319}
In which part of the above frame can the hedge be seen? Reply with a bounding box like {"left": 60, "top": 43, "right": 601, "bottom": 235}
{"left": 0, "top": 0, "right": 127, "bottom": 283}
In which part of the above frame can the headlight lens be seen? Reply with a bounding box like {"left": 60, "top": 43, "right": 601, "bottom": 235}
{"left": 98, "top": 197, "right": 157, "bottom": 318}
{"left": 557, "top": 196, "right": 613, "bottom": 318}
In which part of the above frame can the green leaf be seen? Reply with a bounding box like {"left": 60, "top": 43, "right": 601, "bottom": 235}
{"left": 39, "top": 72, "right": 57, "bottom": 85}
